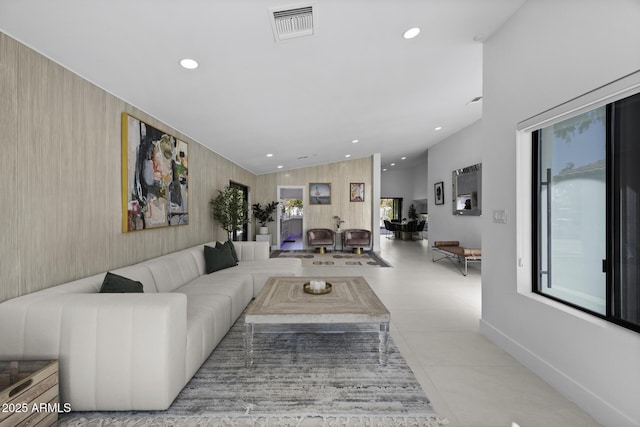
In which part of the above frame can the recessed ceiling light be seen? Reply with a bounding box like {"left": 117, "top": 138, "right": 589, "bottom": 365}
{"left": 403, "top": 27, "right": 420, "bottom": 39}
{"left": 352, "top": 139, "right": 359, "bottom": 144}
{"left": 277, "top": 165, "right": 283, "bottom": 169}
{"left": 179, "top": 58, "right": 199, "bottom": 69}
{"left": 435, "top": 126, "right": 442, "bottom": 131}
{"left": 401, "top": 156, "right": 407, "bottom": 160}
{"left": 383, "top": 168, "right": 387, "bottom": 172}
{"left": 266, "top": 153, "right": 274, "bottom": 157}
{"left": 390, "top": 163, "right": 396, "bottom": 166}
{"left": 345, "top": 154, "right": 351, "bottom": 158}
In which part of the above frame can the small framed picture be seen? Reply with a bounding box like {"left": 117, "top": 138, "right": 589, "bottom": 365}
{"left": 350, "top": 183, "right": 364, "bottom": 202}
{"left": 309, "top": 183, "right": 331, "bottom": 204}
{"left": 434, "top": 181, "right": 444, "bottom": 205}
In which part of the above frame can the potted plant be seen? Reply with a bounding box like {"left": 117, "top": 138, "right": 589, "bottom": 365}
{"left": 209, "top": 185, "right": 249, "bottom": 241}
{"left": 252, "top": 201, "right": 278, "bottom": 235}
{"left": 408, "top": 204, "right": 419, "bottom": 221}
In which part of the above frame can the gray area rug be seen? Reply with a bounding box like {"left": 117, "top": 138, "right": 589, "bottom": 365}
{"left": 61, "top": 312, "right": 445, "bottom": 427}
{"left": 271, "top": 250, "right": 392, "bottom": 268}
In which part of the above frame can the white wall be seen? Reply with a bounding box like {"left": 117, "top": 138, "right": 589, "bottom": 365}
{"left": 427, "top": 120, "right": 482, "bottom": 247}
{"left": 381, "top": 150, "right": 428, "bottom": 220}
{"left": 481, "top": 1, "right": 640, "bottom": 426}
{"left": 412, "top": 151, "right": 429, "bottom": 201}
{"left": 0, "top": 32, "right": 256, "bottom": 303}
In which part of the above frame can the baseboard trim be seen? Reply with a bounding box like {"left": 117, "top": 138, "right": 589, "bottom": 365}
{"left": 479, "top": 319, "right": 637, "bottom": 427}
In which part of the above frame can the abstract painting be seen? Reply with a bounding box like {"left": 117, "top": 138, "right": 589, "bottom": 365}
{"left": 121, "top": 113, "right": 189, "bottom": 232}
{"left": 350, "top": 183, "right": 364, "bottom": 202}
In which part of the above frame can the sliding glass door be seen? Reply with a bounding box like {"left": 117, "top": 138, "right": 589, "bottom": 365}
{"left": 380, "top": 198, "right": 403, "bottom": 222}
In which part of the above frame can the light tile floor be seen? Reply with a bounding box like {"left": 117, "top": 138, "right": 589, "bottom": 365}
{"left": 301, "top": 237, "right": 601, "bottom": 427}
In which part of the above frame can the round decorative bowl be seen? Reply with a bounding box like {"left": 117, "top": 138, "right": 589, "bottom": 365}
{"left": 303, "top": 282, "right": 332, "bottom": 295}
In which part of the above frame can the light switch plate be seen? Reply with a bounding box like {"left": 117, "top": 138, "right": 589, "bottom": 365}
{"left": 493, "top": 209, "right": 507, "bottom": 224}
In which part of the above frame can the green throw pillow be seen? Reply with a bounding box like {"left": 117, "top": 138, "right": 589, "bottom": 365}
{"left": 99, "top": 272, "right": 144, "bottom": 293}
{"left": 215, "top": 240, "right": 239, "bottom": 263}
{"left": 204, "top": 244, "right": 238, "bottom": 274}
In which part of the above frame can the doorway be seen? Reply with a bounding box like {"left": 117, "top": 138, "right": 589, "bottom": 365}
{"left": 277, "top": 186, "right": 305, "bottom": 250}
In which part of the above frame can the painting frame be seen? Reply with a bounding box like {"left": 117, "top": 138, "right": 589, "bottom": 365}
{"left": 434, "top": 181, "right": 445, "bottom": 205}
{"left": 350, "top": 182, "right": 365, "bottom": 202}
{"left": 121, "top": 113, "right": 189, "bottom": 232}
{"left": 309, "top": 183, "right": 331, "bottom": 205}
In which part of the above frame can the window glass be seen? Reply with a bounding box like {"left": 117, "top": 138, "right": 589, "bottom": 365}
{"left": 537, "top": 107, "right": 607, "bottom": 314}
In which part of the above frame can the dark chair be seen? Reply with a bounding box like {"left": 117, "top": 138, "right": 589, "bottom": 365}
{"left": 307, "top": 228, "right": 335, "bottom": 253}
{"left": 383, "top": 220, "right": 397, "bottom": 239}
{"left": 343, "top": 229, "right": 372, "bottom": 254}
{"left": 413, "top": 220, "right": 426, "bottom": 240}
{"left": 401, "top": 221, "right": 417, "bottom": 240}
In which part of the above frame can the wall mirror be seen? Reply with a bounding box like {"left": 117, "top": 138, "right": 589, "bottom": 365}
{"left": 452, "top": 163, "right": 482, "bottom": 216}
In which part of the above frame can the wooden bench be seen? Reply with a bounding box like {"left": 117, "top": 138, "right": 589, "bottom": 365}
{"left": 432, "top": 241, "right": 481, "bottom": 276}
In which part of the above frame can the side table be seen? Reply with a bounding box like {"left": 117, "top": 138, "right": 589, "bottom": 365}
{"left": 334, "top": 231, "right": 343, "bottom": 252}
{"left": 0, "top": 360, "right": 62, "bottom": 426}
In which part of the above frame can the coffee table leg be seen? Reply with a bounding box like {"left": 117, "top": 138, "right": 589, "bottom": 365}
{"left": 244, "top": 322, "right": 254, "bottom": 368}
{"left": 379, "top": 322, "right": 389, "bottom": 365}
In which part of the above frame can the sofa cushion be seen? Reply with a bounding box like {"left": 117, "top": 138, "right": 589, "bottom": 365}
{"left": 204, "top": 245, "right": 237, "bottom": 273}
{"left": 226, "top": 241, "right": 270, "bottom": 262}
{"left": 178, "top": 273, "right": 253, "bottom": 324}
{"left": 99, "top": 272, "right": 144, "bottom": 293}
{"left": 144, "top": 249, "right": 201, "bottom": 293}
{"left": 183, "top": 294, "right": 232, "bottom": 380}
{"left": 215, "top": 240, "right": 239, "bottom": 263}
{"left": 214, "top": 258, "right": 302, "bottom": 297}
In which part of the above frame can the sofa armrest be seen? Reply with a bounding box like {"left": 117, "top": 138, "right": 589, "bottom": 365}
{"left": 0, "top": 293, "right": 188, "bottom": 411}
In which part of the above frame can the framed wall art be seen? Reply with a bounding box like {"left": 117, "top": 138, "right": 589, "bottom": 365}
{"left": 121, "top": 113, "right": 189, "bottom": 232}
{"left": 309, "top": 183, "right": 331, "bottom": 204}
{"left": 434, "top": 181, "right": 444, "bottom": 205}
{"left": 350, "top": 182, "right": 364, "bottom": 202}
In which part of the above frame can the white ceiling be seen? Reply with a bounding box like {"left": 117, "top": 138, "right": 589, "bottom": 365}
{"left": 0, "top": 0, "right": 524, "bottom": 175}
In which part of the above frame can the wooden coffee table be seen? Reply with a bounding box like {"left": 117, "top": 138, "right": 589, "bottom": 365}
{"left": 244, "top": 276, "right": 390, "bottom": 367}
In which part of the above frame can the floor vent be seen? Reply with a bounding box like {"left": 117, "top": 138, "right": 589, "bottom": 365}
{"left": 269, "top": 4, "right": 314, "bottom": 42}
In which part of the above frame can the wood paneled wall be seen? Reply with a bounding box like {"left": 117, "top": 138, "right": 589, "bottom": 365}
{"left": 0, "top": 33, "right": 255, "bottom": 302}
{"left": 254, "top": 157, "right": 373, "bottom": 239}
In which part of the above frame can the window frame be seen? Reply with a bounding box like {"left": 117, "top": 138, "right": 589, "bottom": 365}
{"left": 530, "top": 97, "right": 640, "bottom": 334}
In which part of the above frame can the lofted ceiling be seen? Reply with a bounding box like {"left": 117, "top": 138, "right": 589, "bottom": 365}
{"left": 0, "top": 0, "right": 524, "bottom": 175}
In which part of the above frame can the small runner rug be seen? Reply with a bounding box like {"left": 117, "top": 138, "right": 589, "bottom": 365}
{"left": 271, "top": 250, "right": 391, "bottom": 267}
{"left": 61, "top": 312, "right": 445, "bottom": 427}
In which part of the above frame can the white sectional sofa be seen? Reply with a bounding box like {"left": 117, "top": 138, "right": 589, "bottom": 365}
{"left": 0, "top": 241, "right": 301, "bottom": 411}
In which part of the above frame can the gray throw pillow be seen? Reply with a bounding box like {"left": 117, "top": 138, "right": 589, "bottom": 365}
{"left": 205, "top": 244, "right": 238, "bottom": 274}
{"left": 99, "top": 272, "right": 144, "bottom": 293}
{"left": 216, "top": 240, "right": 239, "bottom": 263}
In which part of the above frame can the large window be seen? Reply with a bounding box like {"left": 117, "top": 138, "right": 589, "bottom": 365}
{"left": 380, "top": 198, "right": 403, "bottom": 222}
{"left": 533, "top": 92, "right": 640, "bottom": 333}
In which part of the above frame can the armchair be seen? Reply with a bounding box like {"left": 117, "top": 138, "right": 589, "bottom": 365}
{"left": 307, "top": 228, "right": 335, "bottom": 253}
{"left": 343, "top": 229, "right": 372, "bottom": 254}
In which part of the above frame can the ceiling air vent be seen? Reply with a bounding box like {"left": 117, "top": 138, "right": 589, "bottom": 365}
{"left": 269, "top": 4, "right": 314, "bottom": 42}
